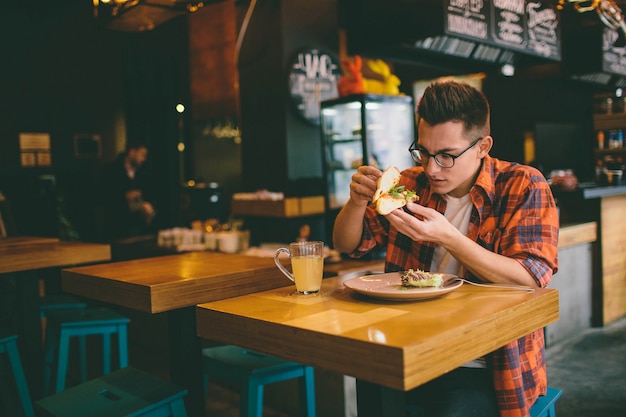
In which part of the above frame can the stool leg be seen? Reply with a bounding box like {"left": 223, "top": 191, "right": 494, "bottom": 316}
{"left": 548, "top": 404, "right": 556, "bottom": 417}
{"left": 243, "top": 375, "right": 264, "bottom": 417}
{"left": 78, "top": 335, "right": 87, "bottom": 383}
{"left": 55, "top": 331, "right": 72, "bottom": 393}
{"left": 117, "top": 323, "right": 128, "bottom": 368}
{"left": 102, "top": 333, "right": 111, "bottom": 375}
{"left": 43, "top": 326, "right": 59, "bottom": 395}
{"left": 5, "top": 338, "right": 35, "bottom": 417}
{"left": 299, "top": 366, "right": 316, "bottom": 417}
{"left": 169, "top": 397, "right": 189, "bottom": 417}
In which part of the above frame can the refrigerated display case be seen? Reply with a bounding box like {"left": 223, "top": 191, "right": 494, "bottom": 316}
{"left": 320, "top": 93, "right": 416, "bottom": 210}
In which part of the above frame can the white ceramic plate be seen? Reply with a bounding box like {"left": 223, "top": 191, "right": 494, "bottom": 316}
{"left": 343, "top": 272, "right": 463, "bottom": 301}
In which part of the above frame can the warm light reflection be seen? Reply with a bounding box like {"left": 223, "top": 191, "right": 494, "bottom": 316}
{"left": 176, "top": 103, "right": 185, "bottom": 113}
{"left": 186, "top": 179, "right": 196, "bottom": 187}
{"left": 367, "top": 328, "right": 387, "bottom": 344}
{"left": 177, "top": 142, "right": 185, "bottom": 152}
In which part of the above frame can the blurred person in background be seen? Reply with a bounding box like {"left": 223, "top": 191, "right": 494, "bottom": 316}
{"left": 96, "top": 140, "right": 156, "bottom": 241}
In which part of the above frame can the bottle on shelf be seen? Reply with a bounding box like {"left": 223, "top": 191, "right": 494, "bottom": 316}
{"left": 597, "top": 130, "right": 605, "bottom": 150}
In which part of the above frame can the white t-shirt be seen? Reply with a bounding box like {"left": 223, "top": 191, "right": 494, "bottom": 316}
{"left": 430, "top": 193, "right": 486, "bottom": 368}
{"left": 430, "top": 193, "right": 472, "bottom": 276}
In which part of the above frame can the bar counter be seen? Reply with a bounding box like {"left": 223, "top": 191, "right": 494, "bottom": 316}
{"left": 553, "top": 182, "right": 626, "bottom": 326}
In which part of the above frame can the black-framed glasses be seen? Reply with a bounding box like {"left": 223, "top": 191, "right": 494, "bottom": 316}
{"left": 408, "top": 137, "right": 483, "bottom": 168}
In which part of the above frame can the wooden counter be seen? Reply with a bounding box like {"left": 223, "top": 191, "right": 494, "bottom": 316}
{"left": 598, "top": 194, "right": 626, "bottom": 324}
{"left": 558, "top": 222, "right": 597, "bottom": 249}
{"left": 554, "top": 186, "right": 626, "bottom": 325}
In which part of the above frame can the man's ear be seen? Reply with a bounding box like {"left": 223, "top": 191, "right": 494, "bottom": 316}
{"left": 478, "top": 136, "right": 493, "bottom": 157}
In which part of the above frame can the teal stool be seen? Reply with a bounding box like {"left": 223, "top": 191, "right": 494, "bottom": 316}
{"left": 0, "top": 333, "right": 35, "bottom": 417}
{"left": 43, "top": 307, "right": 129, "bottom": 394}
{"left": 36, "top": 366, "right": 188, "bottom": 417}
{"left": 40, "top": 294, "right": 88, "bottom": 318}
{"left": 40, "top": 294, "right": 89, "bottom": 370}
{"left": 530, "top": 387, "right": 563, "bottom": 417}
{"left": 202, "top": 345, "right": 316, "bottom": 417}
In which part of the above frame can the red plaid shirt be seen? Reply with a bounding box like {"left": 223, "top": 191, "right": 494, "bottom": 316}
{"left": 349, "top": 155, "right": 559, "bottom": 417}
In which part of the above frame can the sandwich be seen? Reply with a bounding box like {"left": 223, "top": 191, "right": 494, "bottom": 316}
{"left": 401, "top": 269, "right": 443, "bottom": 288}
{"left": 372, "top": 166, "right": 418, "bottom": 215}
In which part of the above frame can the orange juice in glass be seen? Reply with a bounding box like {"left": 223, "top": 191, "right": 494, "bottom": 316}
{"left": 274, "top": 241, "right": 324, "bottom": 294}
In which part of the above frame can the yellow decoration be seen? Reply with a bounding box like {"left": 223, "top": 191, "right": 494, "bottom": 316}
{"left": 362, "top": 59, "right": 401, "bottom": 96}
{"left": 337, "top": 55, "right": 403, "bottom": 97}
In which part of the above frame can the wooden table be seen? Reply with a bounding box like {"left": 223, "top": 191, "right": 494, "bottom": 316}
{"left": 196, "top": 276, "right": 560, "bottom": 417}
{"left": 61, "top": 251, "right": 290, "bottom": 417}
{"left": 0, "top": 236, "right": 111, "bottom": 398}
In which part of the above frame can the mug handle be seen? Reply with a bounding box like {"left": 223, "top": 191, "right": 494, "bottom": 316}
{"left": 274, "top": 247, "right": 294, "bottom": 283}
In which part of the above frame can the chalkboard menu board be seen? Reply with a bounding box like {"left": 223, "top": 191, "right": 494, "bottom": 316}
{"left": 444, "top": 0, "right": 560, "bottom": 61}
{"left": 602, "top": 27, "right": 626, "bottom": 76}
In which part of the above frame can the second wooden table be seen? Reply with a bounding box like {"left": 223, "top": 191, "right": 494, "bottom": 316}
{"left": 62, "top": 251, "right": 289, "bottom": 417}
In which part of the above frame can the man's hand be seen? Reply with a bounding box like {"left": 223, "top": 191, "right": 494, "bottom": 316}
{"left": 140, "top": 201, "right": 156, "bottom": 224}
{"left": 348, "top": 165, "right": 382, "bottom": 207}
{"left": 387, "top": 201, "right": 539, "bottom": 287}
{"left": 385, "top": 201, "right": 458, "bottom": 245}
{"left": 333, "top": 165, "right": 381, "bottom": 253}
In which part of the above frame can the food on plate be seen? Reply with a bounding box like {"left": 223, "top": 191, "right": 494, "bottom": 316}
{"left": 401, "top": 269, "right": 444, "bottom": 288}
{"left": 372, "top": 166, "right": 418, "bottom": 215}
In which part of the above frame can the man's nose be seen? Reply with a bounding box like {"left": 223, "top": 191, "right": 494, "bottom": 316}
{"left": 423, "top": 156, "right": 441, "bottom": 173}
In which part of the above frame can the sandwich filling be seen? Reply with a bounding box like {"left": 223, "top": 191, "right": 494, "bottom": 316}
{"left": 373, "top": 166, "right": 418, "bottom": 215}
{"left": 401, "top": 269, "right": 444, "bottom": 288}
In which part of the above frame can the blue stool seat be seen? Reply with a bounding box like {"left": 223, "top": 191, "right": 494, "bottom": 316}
{"left": 43, "top": 307, "right": 129, "bottom": 394}
{"left": 39, "top": 294, "right": 88, "bottom": 318}
{"left": 202, "top": 345, "right": 316, "bottom": 417}
{"left": 530, "top": 387, "right": 563, "bottom": 417}
{"left": 0, "top": 332, "right": 35, "bottom": 417}
{"left": 36, "top": 366, "right": 188, "bottom": 417}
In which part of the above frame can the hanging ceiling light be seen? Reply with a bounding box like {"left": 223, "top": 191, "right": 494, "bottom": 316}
{"left": 92, "top": 0, "right": 210, "bottom": 32}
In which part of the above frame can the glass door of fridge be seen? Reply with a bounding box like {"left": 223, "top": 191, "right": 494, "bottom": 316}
{"left": 321, "top": 94, "right": 415, "bottom": 211}
{"left": 321, "top": 99, "right": 364, "bottom": 210}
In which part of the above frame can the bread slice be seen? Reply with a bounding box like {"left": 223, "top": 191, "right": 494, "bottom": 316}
{"left": 373, "top": 166, "right": 401, "bottom": 203}
{"left": 375, "top": 195, "right": 406, "bottom": 215}
{"left": 372, "top": 166, "right": 417, "bottom": 215}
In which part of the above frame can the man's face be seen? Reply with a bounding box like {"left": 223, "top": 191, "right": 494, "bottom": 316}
{"left": 128, "top": 147, "right": 148, "bottom": 169}
{"left": 416, "top": 121, "right": 486, "bottom": 198}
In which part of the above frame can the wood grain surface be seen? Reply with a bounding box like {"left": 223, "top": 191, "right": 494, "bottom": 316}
{"left": 62, "top": 252, "right": 291, "bottom": 313}
{"left": 197, "top": 276, "right": 559, "bottom": 391}
{"left": 601, "top": 195, "right": 626, "bottom": 324}
{"left": 0, "top": 237, "right": 110, "bottom": 274}
{"left": 558, "top": 222, "right": 597, "bottom": 249}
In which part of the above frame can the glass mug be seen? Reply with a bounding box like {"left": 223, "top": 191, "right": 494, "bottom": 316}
{"left": 274, "top": 241, "right": 324, "bottom": 294}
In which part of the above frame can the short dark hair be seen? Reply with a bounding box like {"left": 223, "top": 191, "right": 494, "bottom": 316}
{"left": 417, "top": 80, "right": 490, "bottom": 137}
{"left": 125, "top": 139, "right": 147, "bottom": 153}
